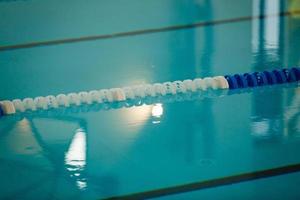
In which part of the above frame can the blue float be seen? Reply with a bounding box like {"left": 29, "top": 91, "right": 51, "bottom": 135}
{"left": 227, "top": 67, "right": 300, "bottom": 90}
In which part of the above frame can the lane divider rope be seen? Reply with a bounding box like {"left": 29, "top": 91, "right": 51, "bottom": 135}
{"left": 6, "top": 83, "right": 298, "bottom": 121}
{"left": 0, "top": 67, "right": 299, "bottom": 118}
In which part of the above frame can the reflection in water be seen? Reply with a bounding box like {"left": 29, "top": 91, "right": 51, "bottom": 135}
{"left": 285, "top": 0, "right": 300, "bottom": 137}
{"left": 152, "top": 103, "right": 163, "bottom": 117}
{"left": 264, "top": 0, "right": 280, "bottom": 49}
{"left": 285, "top": 89, "right": 300, "bottom": 121}
{"left": 251, "top": 118, "right": 282, "bottom": 139}
{"left": 285, "top": 88, "right": 300, "bottom": 137}
{"left": 152, "top": 103, "right": 163, "bottom": 124}
{"left": 1, "top": 118, "right": 42, "bottom": 155}
{"left": 120, "top": 104, "right": 152, "bottom": 127}
{"left": 194, "top": 0, "right": 215, "bottom": 162}
{"left": 65, "top": 128, "right": 87, "bottom": 190}
{"left": 251, "top": 0, "right": 260, "bottom": 53}
{"left": 251, "top": 120, "right": 270, "bottom": 137}
{"left": 250, "top": 4, "right": 300, "bottom": 197}
{"left": 251, "top": 0, "right": 283, "bottom": 141}
{"left": 252, "top": 0, "right": 280, "bottom": 52}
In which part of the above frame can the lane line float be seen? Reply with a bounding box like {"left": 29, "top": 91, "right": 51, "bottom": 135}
{"left": 0, "top": 67, "right": 299, "bottom": 118}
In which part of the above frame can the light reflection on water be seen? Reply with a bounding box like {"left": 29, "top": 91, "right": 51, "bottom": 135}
{"left": 251, "top": 117, "right": 282, "bottom": 139}
{"left": 152, "top": 103, "right": 164, "bottom": 124}
{"left": 65, "top": 128, "right": 87, "bottom": 190}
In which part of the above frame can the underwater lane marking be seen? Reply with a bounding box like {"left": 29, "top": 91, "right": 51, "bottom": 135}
{"left": 103, "top": 162, "right": 300, "bottom": 200}
{"left": 0, "top": 10, "right": 299, "bottom": 52}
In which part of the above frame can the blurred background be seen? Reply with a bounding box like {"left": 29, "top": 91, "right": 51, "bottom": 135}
{"left": 0, "top": 0, "right": 300, "bottom": 199}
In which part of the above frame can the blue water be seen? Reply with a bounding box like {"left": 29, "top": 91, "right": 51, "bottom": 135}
{"left": 0, "top": 0, "right": 300, "bottom": 199}
{"left": 0, "top": 0, "right": 254, "bottom": 46}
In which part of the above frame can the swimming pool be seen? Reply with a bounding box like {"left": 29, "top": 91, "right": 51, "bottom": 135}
{"left": 0, "top": 0, "right": 300, "bottom": 199}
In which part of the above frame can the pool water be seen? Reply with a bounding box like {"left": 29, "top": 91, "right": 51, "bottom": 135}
{"left": 0, "top": 0, "right": 300, "bottom": 199}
